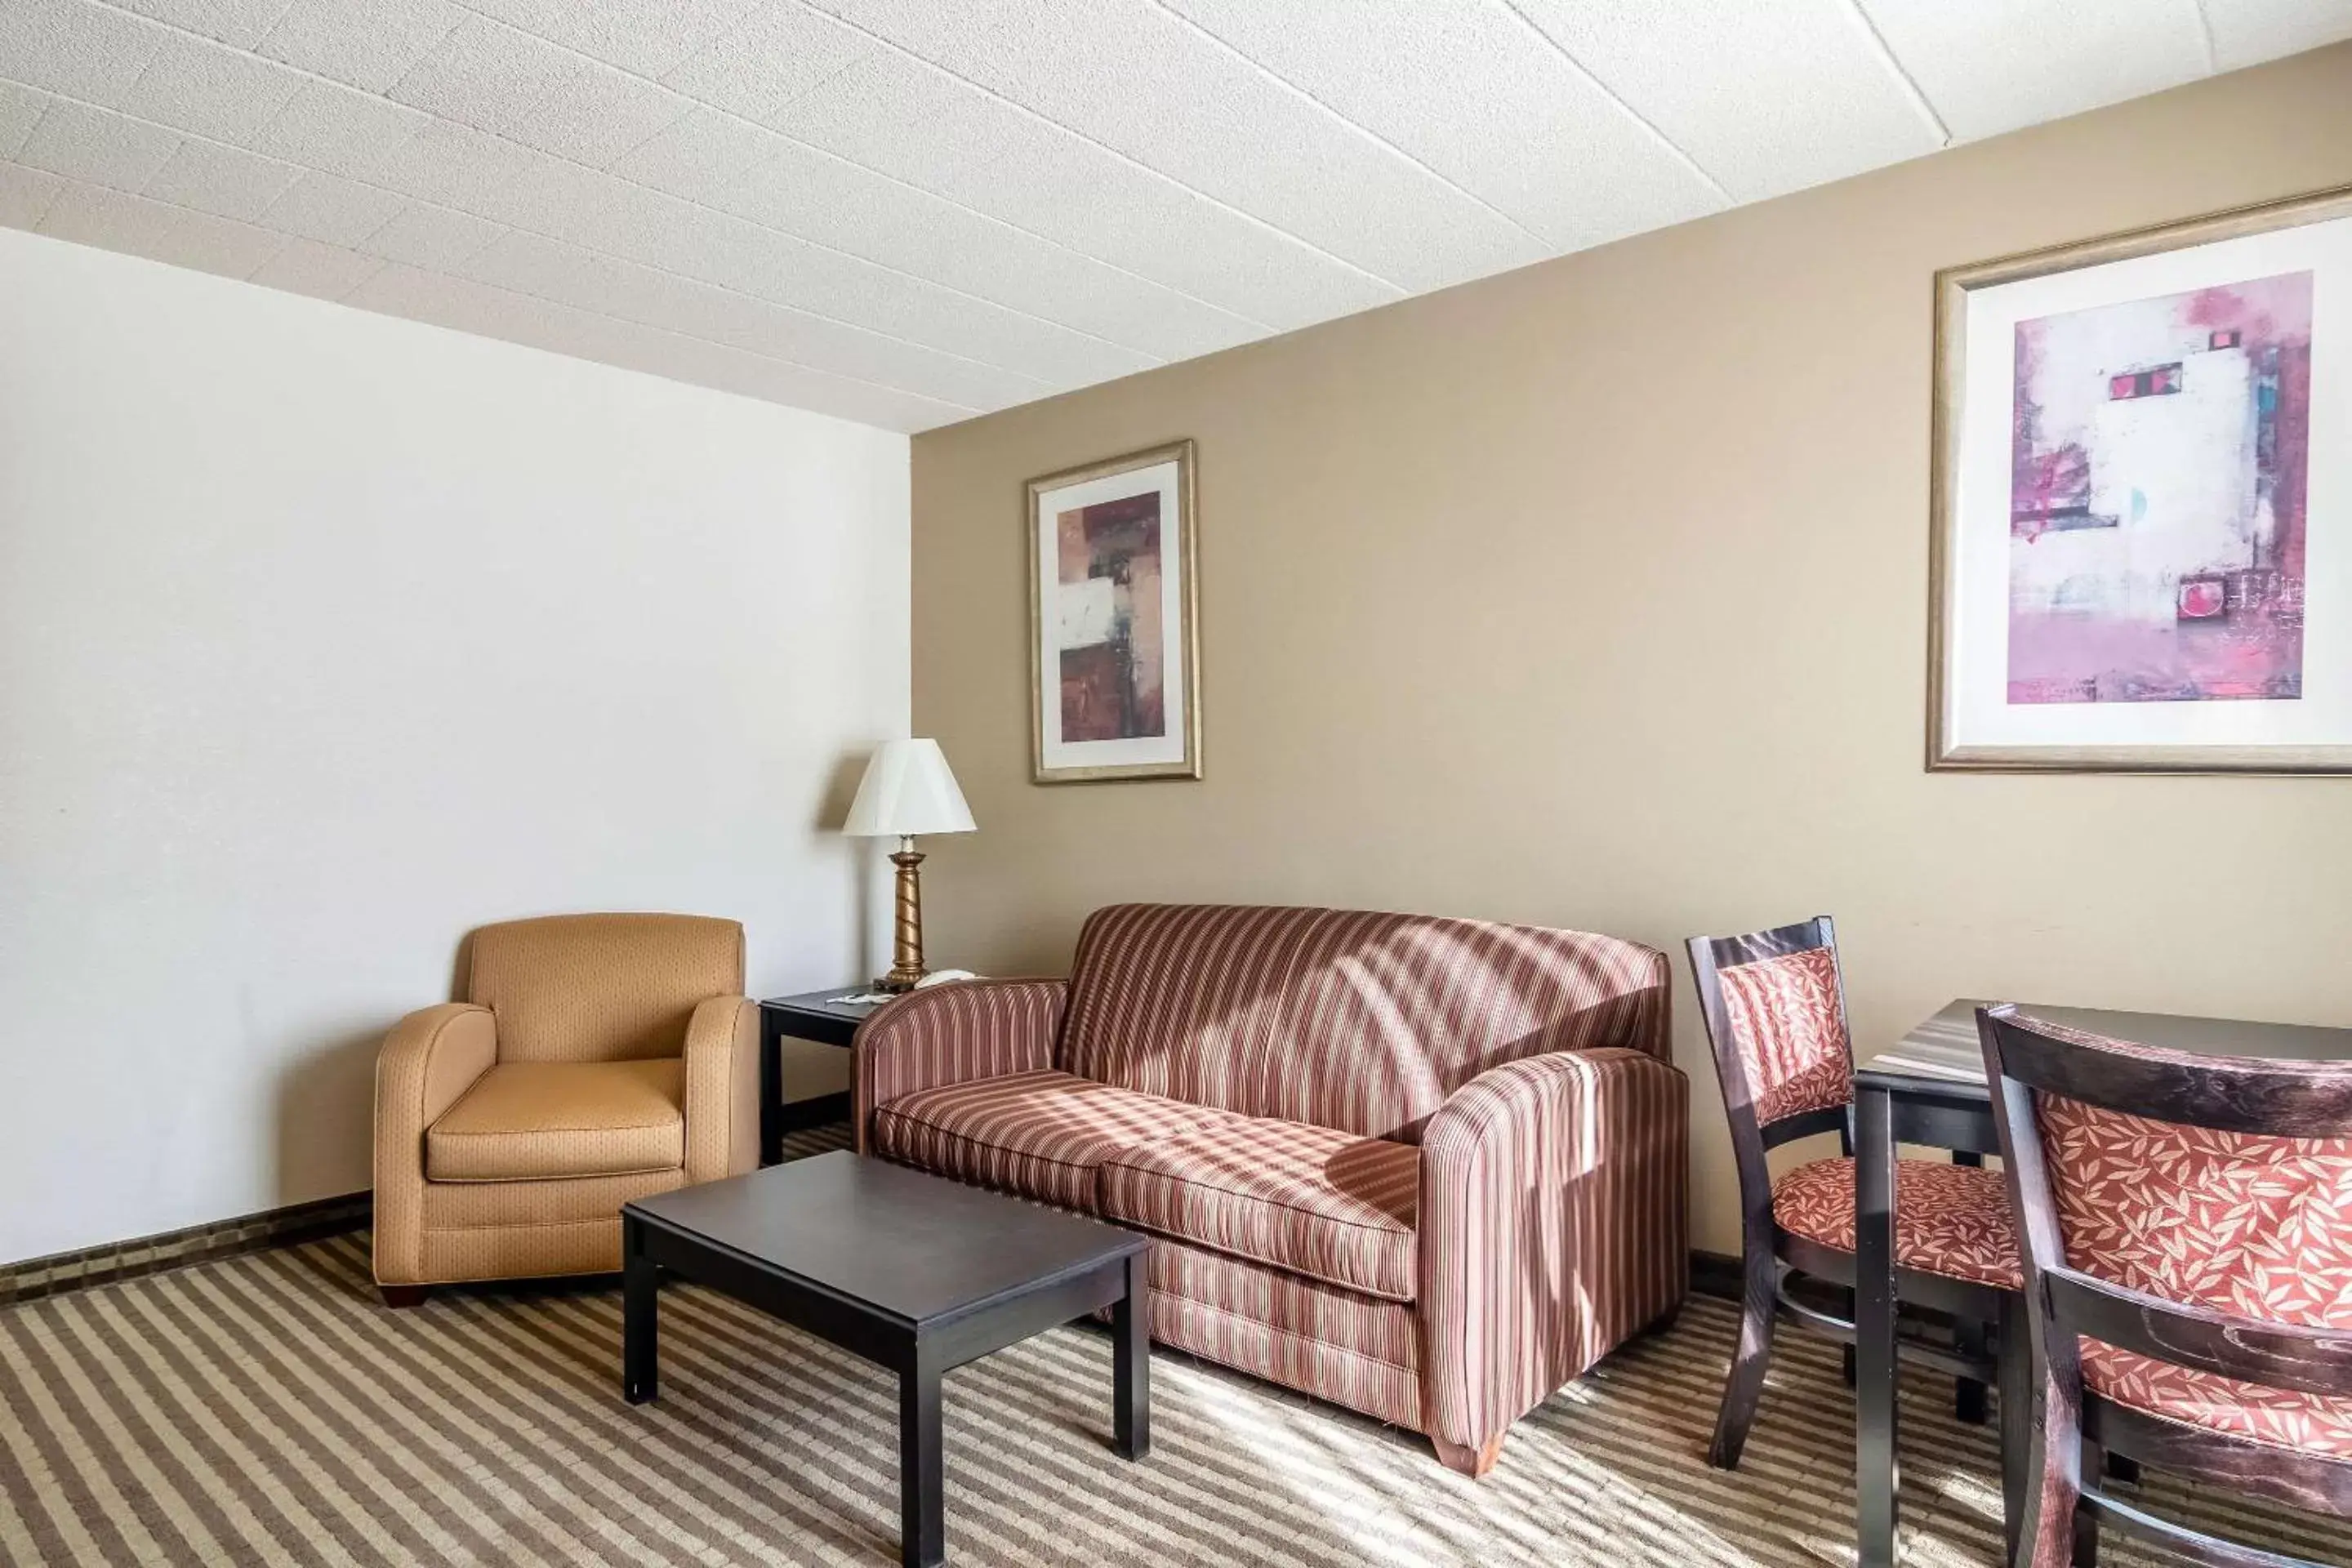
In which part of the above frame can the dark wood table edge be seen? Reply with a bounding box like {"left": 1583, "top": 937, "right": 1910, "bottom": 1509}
{"left": 617, "top": 1192, "right": 1152, "bottom": 1568}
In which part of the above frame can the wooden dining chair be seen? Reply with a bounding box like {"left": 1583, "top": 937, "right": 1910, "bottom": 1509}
{"left": 1980, "top": 1004, "right": 2352, "bottom": 1568}
{"left": 1689, "top": 918, "right": 2026, "bottom": 1499}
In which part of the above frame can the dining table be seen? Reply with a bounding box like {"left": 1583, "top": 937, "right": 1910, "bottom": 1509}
{"left": 1850, "top": 998, "right": 2352, "bottom": 1567}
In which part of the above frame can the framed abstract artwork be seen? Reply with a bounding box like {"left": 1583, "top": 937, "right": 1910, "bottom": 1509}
{"left": 1930, "top": 185, "right": 2352, "bottom": 773}
{"left": 1027, "top": 439, "right": 1200, "bottom": 783}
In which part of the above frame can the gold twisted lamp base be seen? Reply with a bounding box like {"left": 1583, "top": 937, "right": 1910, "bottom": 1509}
{"left": 875, "top": 841, "right": 929, "bottom": 992}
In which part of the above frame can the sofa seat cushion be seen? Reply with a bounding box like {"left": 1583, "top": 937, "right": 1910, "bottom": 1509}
{"left": 1098, "top": 1117, "right": 1421, "bottom": 1301}
{"left": 426, "top": 1059, "right": 684, "bottom": 1182}
{"left": 871, "top": 1068, "right": 1228, "bottom": 1209}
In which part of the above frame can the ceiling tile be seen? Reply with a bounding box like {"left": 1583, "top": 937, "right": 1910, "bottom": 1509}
{"left": 0, "top": 0, "right": 168, "bottom": 103}
{"left": 608, "top": 104, "right": 785, "bottom": 203}
{"left": 658, "top": 2, "right": 873, "bottom": 127}
{"left": 613, "top": 190, "right": 1148, "bottom": 385}
{"left": 929, "top": 132, "right": 1398, "bottom": 332}
{"left": 38, "top": 177, "right": 184, "bottom": 247}
{"left": 1509, "top": 0, "right": 1943, "bottom": 201}
{"left": 359, "top": 198, "right": 500, "bottom": 270}
{"left": 247, "top": 77, "right": 430, "bottom": 179}
{"left": 258, "top": 167, "right": 404, "bottom": 244}
{"left": 0, "top": 82, "right": 51, "bottom": 160}
{"left": 387, "top": 15, "right": 569, "bottom": 137}
{"left": 804, "top": 0, "right": 1547, "bottom": 292}
{"left": 368, "top": 114, "right": 535, "bottom": 211}
{"left": 141, "top": 135, "right": 301, "bottom": 218}
{"left": 1859, "top": 0, "right": 2209, "bottom": 144}
{"left": 16, "top": 99, "right": 181, "bottom": 190}
{"left": 0, "top": 161, "right": 65, "bottom": 227}
{"left": 761, "top": 48, "right": 1047, "bottom": 192}
{"left": 473, "top": 0, "right": 764, "bottom": 81}
{"left": 2203, "top": 0, "right": 2352, "bottom": 72}
{"left": 349, "top": 261, "right": 979, "bottom": 430}
{"left": 458, "top": 225, "right": 1053, "bottom": 408}
{"left": 113, "top": 0, "right": 297, "bottom": 51}
{"left": 504, "top": 53, "right": 688, "bottom": 168}
{"left": 249, "top": 232, "right": 381, "bottom": 296}
{"left": 126, "top": 29, "right": 306, "bottom": 144}
{"left": 256, "top": 0, "right": 462, "bottom": 94}
{"left": 1162, "top": 0, "right": 1726, "bottom": 253}
{"left": 716, "top": 135, "right": 1257, "bottom": 359}
{"left": 145, "top": 204, "right": 283, "bottom": 275}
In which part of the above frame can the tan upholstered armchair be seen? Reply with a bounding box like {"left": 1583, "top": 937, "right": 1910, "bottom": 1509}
{"left": 372, "top": 913, "right": 760, "bottom": 1304}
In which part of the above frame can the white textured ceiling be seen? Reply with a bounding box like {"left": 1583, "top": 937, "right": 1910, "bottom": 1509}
{"left": 2, "top": 1, "right": 2347, "bottom": 433}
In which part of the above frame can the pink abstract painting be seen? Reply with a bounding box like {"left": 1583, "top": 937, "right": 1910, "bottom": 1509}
{"left": 1056, "top": 492, "right": 1165, "bottom": 742}
{"left": 2008, "top": 272, "right": 2313, "bottom": 704}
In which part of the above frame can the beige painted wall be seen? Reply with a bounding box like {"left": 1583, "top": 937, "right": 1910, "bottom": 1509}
{"left": 910, "top": 45, "right": 2352, "bottom": 1255}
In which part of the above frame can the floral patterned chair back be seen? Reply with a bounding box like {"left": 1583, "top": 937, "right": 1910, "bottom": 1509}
{"left": 1980, "top": 1005, "right": 2352, "bottom": 1566}
{"left": 1999, "top": 1013, "right": 2352, "bottom": 1454}
{"left": 1700, "top": 920, "right": 1855, "bottom": 1134}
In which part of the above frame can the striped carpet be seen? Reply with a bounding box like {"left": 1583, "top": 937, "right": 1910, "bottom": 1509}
{"left": 2, "top": 1143, "right": 2346, "bottom": 1566}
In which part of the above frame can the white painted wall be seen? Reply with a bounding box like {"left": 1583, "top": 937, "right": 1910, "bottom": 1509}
{"left": 0, "top": 229, "right": 910, "bottom": 1265}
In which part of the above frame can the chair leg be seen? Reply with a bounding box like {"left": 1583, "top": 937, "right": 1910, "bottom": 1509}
{"left": 1956, "top": 1316, "right": 1990, "bottom": 1424}
{"left": 2072, "top": 1442, "right": 2101, "bottom": 1567}
{"left": 379, "top": 1285, "right": 428, "bottom": 1309}
{"left": 1997, "top": 1295, "right": 2031, "bottom": 1562}
{"left": 1709, "top": 1253, "right": 1776, "bottom": 1471}
{"left": 2011, "top": 1361, "right": 2083, "bottom": 1568}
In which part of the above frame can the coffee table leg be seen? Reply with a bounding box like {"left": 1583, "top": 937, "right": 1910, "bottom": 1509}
{"left": 623, "top": 1218, "right": 658, "bottom": 1405}
{"left": 900, "top": 1343, "right": 943, "bottom": 1568}
{"left": 1113, "top": 1250, "right": 1150, "bottom": 1461}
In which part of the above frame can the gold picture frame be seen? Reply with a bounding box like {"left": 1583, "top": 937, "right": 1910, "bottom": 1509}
{"left": 1027, "top": 439, "right": 1201, "bottom": 783}
{"left": 1929, "top": 183, "right": 2352, "bottom": 774}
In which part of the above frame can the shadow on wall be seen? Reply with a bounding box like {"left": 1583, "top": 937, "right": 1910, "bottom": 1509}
{"left": 271, "top": 1024, "right": 385, "bottom": 1208}
{"left": 270, "top": 929, "right": 474, "bottom": 1209}
{"left": 820, "top": 746, "right": 884, "bottom": 978}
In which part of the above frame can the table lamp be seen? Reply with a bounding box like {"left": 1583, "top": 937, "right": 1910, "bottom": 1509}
{"left": 841, "top": 738, "right": 976, "bottom": 991}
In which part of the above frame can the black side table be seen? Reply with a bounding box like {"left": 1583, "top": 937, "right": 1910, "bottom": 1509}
{"left": 759, "top": 989, "right": 887, "bottom": 1164}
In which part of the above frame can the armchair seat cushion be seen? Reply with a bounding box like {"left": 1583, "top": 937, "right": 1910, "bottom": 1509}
{"left": 871, "top": 1068, "right": 1229, "bottom": 1209}
{"left": 1099, "top": 1118, "right": 1420, "bottom": 1301}
{"left": 426, "top": 1059, "right": 684, "bottom": 1183}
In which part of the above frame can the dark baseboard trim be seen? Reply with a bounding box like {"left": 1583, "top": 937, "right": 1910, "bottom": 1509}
{"left": 7, "top": 1196, "right": 1745, "bottom": 1315}
{"left": 0, "top": 1191, "right": 371, "bottom": 1308}
{"left": 1690, "top": 1248, "right": 1744, "bottom": 1302}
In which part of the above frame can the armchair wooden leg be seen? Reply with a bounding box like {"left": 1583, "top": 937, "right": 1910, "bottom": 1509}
{"left": 1431, "top": 1433, "right": 1504, "bottom": 1478}
{"left": 379, "top": 1285, "right": 429, "bottom": 1309}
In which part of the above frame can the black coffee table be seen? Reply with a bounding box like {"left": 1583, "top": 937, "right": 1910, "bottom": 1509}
{"left": 620, "top": 1152, "right": 1152, "bottom": 1568}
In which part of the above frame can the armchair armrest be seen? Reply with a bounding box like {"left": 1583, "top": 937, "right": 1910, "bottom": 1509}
{"left": 683, "top": 995, "right": 760, "bottom": 1183}
{"left": 853, "top": 978, "right": 1067, "bottom": 1153}
{"left": 1418, "top": 1046, "right": 1689, "bottom": 1451}
{"left": 372, "top": 1003, "right": 497, "bottom": 1284}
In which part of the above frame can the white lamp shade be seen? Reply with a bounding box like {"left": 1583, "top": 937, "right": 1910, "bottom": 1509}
{"left": 841, "top": 739, "right": 976, "bottom": 838}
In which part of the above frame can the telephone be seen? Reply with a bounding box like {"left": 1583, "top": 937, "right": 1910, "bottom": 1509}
{"left": 915, "top": 969, "right": 979, "bottom": 988}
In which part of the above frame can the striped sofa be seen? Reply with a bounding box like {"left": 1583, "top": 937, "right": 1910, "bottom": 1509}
{"left": 853, "top": 902, "right": 1689, "bottom": 1475}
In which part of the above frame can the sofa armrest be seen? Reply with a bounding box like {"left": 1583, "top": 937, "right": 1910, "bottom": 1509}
{"left": 853, "top": 979, "right": 1067, "bottom": 1153}
{"left": 1417, "top": 1047, "right": 1689, "bottom": 1451}
{"left": 372, "top": 1003, "right": 497, "bottom": 1284}
{"left": 683, "top": 995, "right": 760, "bottom": 1183}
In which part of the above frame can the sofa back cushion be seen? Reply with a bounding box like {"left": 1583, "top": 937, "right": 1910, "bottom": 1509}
{"left": 468, "top": 912, "right": 743, "bottom": 1062}
{"left": 1058, "top": 903, "right": 1668, "bottom": 1138}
